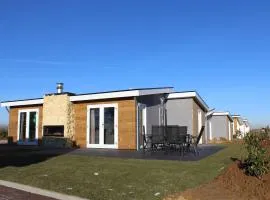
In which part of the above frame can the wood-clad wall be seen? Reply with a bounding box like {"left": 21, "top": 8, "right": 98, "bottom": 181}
{"left": 8, "top": 105, "right": 43, "bottom": 142}
{"left": 73, "top": 98, "right": 137, "bottom": 149}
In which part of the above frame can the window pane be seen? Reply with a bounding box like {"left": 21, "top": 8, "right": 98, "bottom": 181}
{"left": 90, "top": 108, "right": 99, "bottom": 144}
{"left": 29, "top": 112, "right": 37, "bottom": 141}
{"left": 19, "top": 112, "right": 27, "bottom": 141}
{"left": 104, "top": 107, "right": 114, "bottom": 144}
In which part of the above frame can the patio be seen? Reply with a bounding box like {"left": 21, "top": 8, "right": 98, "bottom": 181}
{"left": 0, "top": 143, "right": 225, "bottom": 165}
{"left": 70, "top": 144, "right": 225, "bottom": 161}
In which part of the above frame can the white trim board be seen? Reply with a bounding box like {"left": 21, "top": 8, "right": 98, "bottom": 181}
{"left": 71, "top": 88, "right": 173, "bottom": 102}
{"left": 212, "top": 112, "right": 230, "bottom": 116}
{"left": 167, "top": 91, "right": 209, "bottom": 111}
{"left": 0, "top": 88, "right": 173, "bottom": 107}
{"left": 1, "top": 99, "right": 44, "bottom": 107}
{"left": 232, "top": 115, "right": 241, "bottom": 118}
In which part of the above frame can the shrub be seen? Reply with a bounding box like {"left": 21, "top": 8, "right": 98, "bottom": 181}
{"left": 219, "top": 137, "right": 229, "bottom": 142}
{"left": 0, "top": 131, "right": 7, "bottom": 139}
{"left": 233, "top": 130, "right": 242, "bottom": 139}
{"left": 0, "top": 126, "right": 8, "bottom": 139}
{"left": 243, "top": 132, "right": 270, "bottom": 178}
{"left": 261, "top": 126, "right": 270, "bottom": 140}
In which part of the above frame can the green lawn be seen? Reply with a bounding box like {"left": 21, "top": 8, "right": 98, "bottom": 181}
{"left": 0, "top": 144, "right": 244, "bottom": 200}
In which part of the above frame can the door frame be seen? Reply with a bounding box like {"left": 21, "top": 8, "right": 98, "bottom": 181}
{"left": 198, "top": 110, "right": 203, "bottom": 144}
{"left": 17, "top": 108, "right": 39, "bottom": 145}
{"left": 208, "top": 120, "right": 212, "bottom": 140}
{"left": 228, "top": 120, "right": 231, "bottom": 141}
{"left": 136, "top": 103, "right": 147, "bottom": 150}
{"left": 86, "top": 103, "right": 118, "bottom": 149}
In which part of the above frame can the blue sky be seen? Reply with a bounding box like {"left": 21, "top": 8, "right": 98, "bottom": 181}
{"left": 0, "top": 0, "right": 269, "bottom": 127}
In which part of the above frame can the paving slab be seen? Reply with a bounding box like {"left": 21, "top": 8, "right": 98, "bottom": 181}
{"left": 0, "top": 180, "right": 88, "bottom": 200}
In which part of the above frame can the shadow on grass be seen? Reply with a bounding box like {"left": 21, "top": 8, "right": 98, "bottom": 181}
{"left": 0, "top": 144, "right": 74, "bottom": 168}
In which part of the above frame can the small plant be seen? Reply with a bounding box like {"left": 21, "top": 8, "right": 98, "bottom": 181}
{"left": 243, "top": 132, "right": 270, "bottom": 178}
{"left": 233, "top": 130, "right": 242, "bottom": 139}
{"left": 0, "top": 131, "right": 7, "bottom": 139}
{"left": 261, "top": 126, "right": 270, "bottom": 140}
{"left": 0, "top": 126, "right": 8, "bottom": 139}
{"left": 219, "top": 137, "right": 228, "bottom": 142}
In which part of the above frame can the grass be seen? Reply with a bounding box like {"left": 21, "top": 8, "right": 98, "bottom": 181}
{"left": 0, "top": 144, "right": 244, "bottom": 200}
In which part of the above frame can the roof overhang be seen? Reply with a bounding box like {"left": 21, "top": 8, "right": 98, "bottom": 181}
{"left": 166, "top": 91, "right": 209, "bottom": 112}
{"left": 70, "top": 88, "right": 174, "bottom": 102}
{"left": 206, "top": 108, "right": 215, "bottom": 117}
{"left": 212, "top": 112, "right": 233, "bottom": 122}
{"left": 0, "top": 99, "right": 44, "bottom": 107}
{"left": 232, "top": 115, "right": 244, "bottom": 125}
{"left": 0, "top": 87, "right": 174, "bottom": 107}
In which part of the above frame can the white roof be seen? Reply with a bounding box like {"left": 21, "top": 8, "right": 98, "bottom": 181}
{"left": 0, "top": 99, "right": 44, "bottom": 107}
{"left": 70, "top": 87, "right": 173, "bottom": 102}
{"left": 212, "top": 112, "right": 233, "bottom": 122}
{"left": 232, "top": 115, "right": 241, "bottom": 118}
{"left": 0, "top": 87, "right": 174, "bottom": 107}
{"left": 167, "top": 91, "right": 209, "bottom": 111}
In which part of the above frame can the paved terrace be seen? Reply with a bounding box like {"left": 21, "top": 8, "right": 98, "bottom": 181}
{"left": 0, "top": 144, "right": 225, "bottom": 165}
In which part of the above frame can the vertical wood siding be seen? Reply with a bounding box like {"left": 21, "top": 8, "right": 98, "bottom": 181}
{"left": 73, "top": 98, "right": 137, "bottom": 149}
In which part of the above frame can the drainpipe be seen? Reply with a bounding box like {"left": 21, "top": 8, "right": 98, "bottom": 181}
{"left": 5, "top": 107, "right": 9, "bottom": 113}
{"left": 160, "top": 97, "right": 165, "bottom": 126}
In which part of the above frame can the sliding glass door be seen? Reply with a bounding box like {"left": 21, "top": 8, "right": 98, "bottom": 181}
{"left": 89, "top": 107, "right": 100, "bottom": 145}
{"left": 87, "top": 104, "right": 118, "bottom": 148}
{"left": 19, "top": 112, "right": 27, "bottom": 141}
{"left": 18, "top": 109, "right": 39, "bottom": 145}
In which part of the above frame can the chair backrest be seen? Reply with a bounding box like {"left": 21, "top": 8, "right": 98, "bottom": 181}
{"left": 142, "top": 125, "right": 146, "bottom": 143}
{"left": 166, "top": 126, "right": 179, "bottom": 143}
{"left": 166, "top": 126, "right": 188, "bottom": 144}
{"left": 152, "top": 126, "right": 165, "bottom": 143}
{"left": 178, "top": 126, "right": 188, "bottom": 135}
{"left": 196, "top": 126, "right": 205, "bottom": 145}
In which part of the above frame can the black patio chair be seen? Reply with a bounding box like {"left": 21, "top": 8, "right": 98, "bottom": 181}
{"left": 165, "top": 125, "right": 180, "bottom": 151}
{"left": 165, "top": 126, "right": 189, "bottom": 156}
{"left": 178, "top": 126, "right": 188, "bottom": 136}
{"left": 142, "top": 126, "right": 152, "bottom": 153}
{"left": 179, "top": 134, "right": 190, "bottom": 156}
{"left": 191, "top": 126, "right": 205, "bottom": 156}
{"left": 151, "top": 126, "right": 166, "bottom": 151}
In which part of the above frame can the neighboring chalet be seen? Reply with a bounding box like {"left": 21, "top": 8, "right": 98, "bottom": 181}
{"left": 206, "top": 112, "right": 233, "bottom": 141}
{"left": 166, "top": 92, "right": 209, "bottom": 144}
{"left": 232, "top": 115, "right": 250, "bottom": 138}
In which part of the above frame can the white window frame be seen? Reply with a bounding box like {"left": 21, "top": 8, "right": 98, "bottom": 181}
{"left": 86, "top": 103, "right": 118, "bottom": 149}
{"left": 136, "top": 103, "right": 147, "bottom": 150}
{"left": 17, "top": 108, "right": 39, "bottom": 145}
